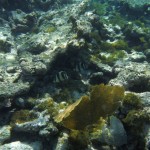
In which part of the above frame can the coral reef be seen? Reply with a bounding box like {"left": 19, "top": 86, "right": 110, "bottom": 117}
{"left": 119, "top": 0, "right": 150, "bottom": 8}
{"left": 0, "top": 0, "right": 149, "bottom": 149}
{"left": 55, "top": 84, "right": 124, "bottom": 130}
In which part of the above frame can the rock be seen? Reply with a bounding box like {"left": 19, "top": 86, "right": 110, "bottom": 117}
{"left": 5, "top": 54, "right": 17, "bottom": 63}
{"left": 15, "top": 97, "right": 26, "bottom": 108}
{"left": 6, "top": 66, "right": 17, "bottom": 73}
{"left": 0, "top": 141, "right": 43, "bottom": 150}
{"left": 20, "top": 57, "right": 47, "bottom": 76}
{"left": 109, "top": 62, "right": 150, "bottom": 92}
{"left": 91, "top": 62, "right": 112, "bottom": 75}
{"left": 39, "top": 123, "right": 58, "bottom": 138}
{"left": 18, "top": 33, "right": 48, "bottom": 55}
{"left": 0, "top": 126, "right": 11, "bottom": 144}
{"left": 75, "top": 14, "right": 93, "bottom": 39}
{"left": 120, "top": 0, "right": 150, "bottom": 8}
{"left": 0, "top": 0, "right": 149, "bottom": 149}
{"left": 99, "top": 116, "right": 127, "bottom": 146}
{"left": 54, "top": 132, "right": 70, "bottom": 150}
{"left": 0, "top": 82, "right": 30, "bottom": 99}
{"left": 89, "top": 72, "right": 104, "bottom": 84}
{"left": 136, "top": 92, "right": 150, "bottom": 107}
{"left": 10, "top": 10, "right": 36, "bottom": 33}
{"left": 0, "top": 111, "right": 13, "bottom": 126}
{"left": 144, "top": 49, "right": 150, "bottom": 60}
{"left": 0, "top": 82, "right": 30, "bottom": 109}
{"left": 13, "top": 111, "right": 50, "bottom": 133}
{"left": 34, "top": 0, "right": 54, "bottom": 10}
{"left": 129, "top": 50, "right": 146, "bottom": 62}
{"left": 0, "top": 32, "right": 12, "bottom": 53}
{"left": 0, "top": 75, "right": 3, "bottom": 82}
{"left": 144, "top": 124, "right": 150, "bottom": 150}
{"left": 103, "top": 24, "right": 123, "bottom": 41}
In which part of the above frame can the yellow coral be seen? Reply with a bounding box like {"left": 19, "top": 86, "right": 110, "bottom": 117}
{"left": 55, "top": 84, "right": 124, "bottom": 130}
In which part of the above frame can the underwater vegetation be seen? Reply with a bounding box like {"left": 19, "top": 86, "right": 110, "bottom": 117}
{"left": 36, "top": 98, "right": 56, "bottom": 114}
{"left": 123, "top": 93, "right": 143, "bottom": 109}
{"left": 100, "top": 50, "right": 127, "bottom": 65}
{"left": 123, "top": 109, "right": 150, "bottom": 127}
{"left": 11, "top": 110, "right": 37, "bottom": 124}
{"left": 91, "top": 1, "right": 108, "bottom": 16}
{"left": 122, "top": 93, "right": 147, "bottom": 128}
{"left": 121, "top": 93, "right": 150, "bottom": 149}
{"left": 44, "top": 26, "right": 57, "bottom": 33}
{"left": 119, "top": 0, "right": 150, "bottom": 8}
{"left": 109, "top": 12, "right": 127, "bottom": 28}
{"left": 55, "top": 84, "right": 125, "bottom": 130}
{"left": 36, "top": 97, "right": 68, "bottom": 117}
{"left": 90, "top": 40, "right": 128, "bottom": 65}
{"left": 90, "top": 50, "right": 127, "bottom": 65}
{"left": 122, "top": 108, "right": 150, "bottom": 149}
{"left": 100, "top": 40, "right": 129, "bottom": 51}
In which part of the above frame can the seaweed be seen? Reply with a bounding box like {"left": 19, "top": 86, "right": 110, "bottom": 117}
{"left": 109, "top": 12, "right": 127, "bottom": 28}
{"left": 36, "top": 97, "right": 68, "bottom": 118}
{"left": 122, "top": 93, "right": 149, "bottom": 149}
{"left": 100, "top": 40, "right": 129, "bottom": 51}
{"left": 100, "top": 50, "right": 126, "bottom": 65}
{"left": 123, "top": 109, "right": 150, "bottom": 127}
{"left": 36, "top": 98, "right": 55, "bottom": 114}
{"left": 91, "top": 2, "right": 108, "bottom": 16}
{"left": 123, "top": 93, "right": 143, "bottom": 109}
{"left": 44, "top": 26, "right": 57, "bottom": 33}
{"left": 11, "top": 110, "right": 37, "bottom": 124}
{"left": 55, "top": 84, "right": 124, "bottom": 130}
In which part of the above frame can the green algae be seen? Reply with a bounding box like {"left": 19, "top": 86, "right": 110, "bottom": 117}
{"left": 89, "top": 39, "right": 129, "bottom": 65}
{"left": 11, "top": 110, "right": 37, "bottom": 124}
{"left": 100, "top": 40, "right": 129, "bottom": 51}
{"left": 37, "top": 99, "right": 54, "bottom": 112}
{"left": 91, "top": 2, "right": 108, "bottom": 16}
{"left": 90, "top": 50, "right": 126, "bottom": 65}
{"left": 122, "top": 92, "right": 149, "bottom": 149}
{"left": 44, "top": 26, "right": 57, "bottom": 33}
{"left": 36, "top": 98, "right": 57, "bottom": 117}
{"left": 90, "top": 31, "right": 101, "bottom": 43}
{"left": 123, "top": 93, "right": 143, "bottom": 109}
{"left": 123, "top": 109, "right": 150, "bottom": 127}
{"left": 122, "top": 109, "right": 149, "bottom": 149}
{"left": 109, "top": 12, "right": 127, "bottom": 28}
{"left": 122, "top": 93, "right": 149, "bottom": 127}
{"left": 36, "top": 97, "right": 68, "bottom": 118}
{"left": 100, "top": 50, "right": 126, "bottom": 65}
{"left": 90, "top": 54, "right": 101, "bottom": 63}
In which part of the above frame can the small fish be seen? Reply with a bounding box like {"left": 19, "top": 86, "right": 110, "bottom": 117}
{"left": 74, "top": 61, "right": 87, "bottom": 73}
{"left": 53, "top": 71, "right": 69, "bottom": 83}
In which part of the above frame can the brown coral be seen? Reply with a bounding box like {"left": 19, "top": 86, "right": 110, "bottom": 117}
{"left": 55, "top": 84, "right": 124, "bottom": 130}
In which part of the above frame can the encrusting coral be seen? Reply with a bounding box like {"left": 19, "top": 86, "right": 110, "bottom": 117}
{"left": 55, "top": 84, "right": 124, "bottom": 130}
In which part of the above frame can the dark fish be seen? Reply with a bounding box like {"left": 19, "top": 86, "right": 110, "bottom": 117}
{"left": 53, "top": 71, "right": 69, "bottom": 83}
{"left": 74, "top": 61, "right": 88, "bottom": 73}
